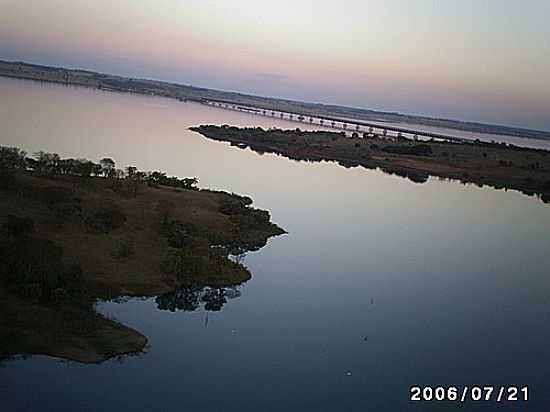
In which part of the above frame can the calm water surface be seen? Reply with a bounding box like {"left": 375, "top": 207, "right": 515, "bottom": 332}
{"left": 358, "top": 120, "right": 550, "bottom": 150}
{"left": 2, "top": 78, "right": 550, "bottom": 411}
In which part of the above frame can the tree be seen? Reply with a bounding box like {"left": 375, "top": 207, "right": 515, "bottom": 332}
{"left": 125, "top": 166, "right": 141, "bottom": 196}
{"left": 91, "top": 163, "right": 102, "bottom": 176}
{"left": 0, "top": 147, "right": 27, "bottom": 171}
{"left": 126, "top": 166, "right": 137, "bottom": 178}
{"left": 181, "top": 177, "right": 198, "bottom": 190}
{"left": 58, "top": 158, "right": 76, "bottom": 175}
{"left": 74, "top": 159, "right": 94, "bottom": 177}
{"left": 99, "top": 158, "right": 116, "bottom": 178}
{"left": 34, "top": 151, "right": 60, "bottom": 175}
{"left": 0, "top": 147, "right": 27, "bottom": 189}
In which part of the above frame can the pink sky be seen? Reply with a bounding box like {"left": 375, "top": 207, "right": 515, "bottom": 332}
{"left": 1, "top": 0, "right": 549, "bottom": 130}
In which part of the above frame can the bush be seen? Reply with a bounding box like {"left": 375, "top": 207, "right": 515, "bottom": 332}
{"left": 382, "top": 144, "right": 433, "bottom": 156}
{"left": 0, "top": 237, "right": 63, "bottom": 300}
{"left": 0, "top": 235, "right": 85, "bottom": 303}
{"left": 111, "top": 240, "right": 135, "bottom": 260}
{"left": 40, "top": 186, "right": 75, "bottom": 208}
{"left": 163, "top": 221, "right": 197, "bottom": 248}
{"left": 2, "top": 215, "right": 34, "bottom": 237}
{"left": 218, "top": 195, "right": 253, "bottom": 215}
{"left": 161, "top": 238, "right": 211, "bottom": 281}
{"left": 499, "top": 160, "right": 513, "bottom": 167}
{"left": 0, "top": 173, "right": 17, "bottom": 191}
{"left": 86, "top": 205, "right": 126, "bottom": 233}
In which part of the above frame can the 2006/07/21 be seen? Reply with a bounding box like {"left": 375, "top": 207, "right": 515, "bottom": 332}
{"left": 410, "top": 386, "right": 528, "bottom": 402}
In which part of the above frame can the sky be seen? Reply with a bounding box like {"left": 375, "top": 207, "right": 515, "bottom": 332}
{"left": 1, "top": 0, "right": 549, "bottom": 131}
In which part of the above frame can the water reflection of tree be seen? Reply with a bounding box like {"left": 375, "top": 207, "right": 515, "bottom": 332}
{"left": 155, "top": 285, "right": 242, "bottom": 313}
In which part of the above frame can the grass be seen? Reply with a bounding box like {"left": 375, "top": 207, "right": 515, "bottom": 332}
{"left": 0, "top": 169, "right": 284, "bottom": 363}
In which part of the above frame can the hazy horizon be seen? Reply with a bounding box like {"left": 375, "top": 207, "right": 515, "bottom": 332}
{"left": 1, "top": 0, "right": 549, "bottom": 131}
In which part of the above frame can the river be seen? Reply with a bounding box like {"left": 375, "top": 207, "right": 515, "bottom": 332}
{"left": 1, "top": 77, "right": 550, "bottom": 411}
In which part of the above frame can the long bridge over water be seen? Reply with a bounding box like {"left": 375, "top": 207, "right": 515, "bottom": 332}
{"left": 202, "top": 99, "right": 472, "bottom": 144}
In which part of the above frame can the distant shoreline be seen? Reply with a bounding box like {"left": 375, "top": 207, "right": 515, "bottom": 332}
{"left": 1, "top": 59, "right": 549, "bottom": 143}
{"left": 192, "top": 125, "right": 550, "bottom": 204}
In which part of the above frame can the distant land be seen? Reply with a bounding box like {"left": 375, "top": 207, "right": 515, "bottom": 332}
{"left": 1, "top": 60, "right": 550, "bottom": 142}
{"left": 192, "top": 125, "right": 550, "bottom": 204}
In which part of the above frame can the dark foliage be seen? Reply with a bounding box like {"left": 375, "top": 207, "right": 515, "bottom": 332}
{"left": 382, "top": 144, "right": 433, "bottom": 156}
{"left": 0, "top": 236, "right": 84, "bottom": 304}
{"left": 111, "top": 239, "right": 135, "bottom": 260}
{"left": 0, "top": 147, "right": 27, "bottom": 190}
{"left": 2, "top": 215, "right": 34, "bottom": 238}
{"left": 155, "top": 285, "right": 239, "bottom": 312}
{"left": 163, "top": 220, "right": 200, "bottom": 248}
{"left": 86, "top": 205, "right": 126, "bottom": 233}
{"left": 160, "top": 237, "right": 246, "bottom": 283}
{"left": 146, "top": 171, "right": 198, "bottom": 190}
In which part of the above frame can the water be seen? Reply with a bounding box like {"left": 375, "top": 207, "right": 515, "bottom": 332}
{"left": 210, "top": 102, "right": 550, "bottom": 150}
{"left": 366, "top": 119, "right": 550, "bottom": 150}
{"left": 2, "top": 77, "right": 550, "bottom": 411}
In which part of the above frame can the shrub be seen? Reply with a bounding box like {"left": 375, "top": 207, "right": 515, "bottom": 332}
{"left": 0, "top": 237, "right": 63, "bottom": 300}
{"left": 0, "top": 173, "right": 17, "bottom": 191}
{"left": 111, "top": 240, "right": 135, "bottom": 260}
{"left": 2, "top": 215, "right": 34, "bottom": 237}
{"left": 86, "top": 205, "right": 126, "bottom": 233}
{"left": 162, "top": 220, "right": 201, "bottom": 248}
{"left": 40, "top": 186, "right": 75, "bottom": 208}
{"left": 382, "top": 144, "right": 433, "bottom": 156}
{"left": 161, "top": 238, "right": 211, "bottom": 281}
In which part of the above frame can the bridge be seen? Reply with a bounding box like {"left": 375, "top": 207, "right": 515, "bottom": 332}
{"left": 202, "top": 99, "right": 471, "bottom": 144}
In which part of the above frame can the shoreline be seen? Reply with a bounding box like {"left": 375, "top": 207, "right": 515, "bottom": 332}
{"left": 191, "top": 125, "right": 550, "bottom": 204}
{"left": 0, "top": 150, "right": 285, "bottom": 363}
{"left": 2, "top": 60, "right": 549, "bottom": 144}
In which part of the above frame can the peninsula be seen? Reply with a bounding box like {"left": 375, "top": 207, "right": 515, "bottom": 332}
{"left": 191, "top": 125, "right": 550, "bottom": 203}
{"left": 0, "top": 147, "right": 285, "bottom": 363}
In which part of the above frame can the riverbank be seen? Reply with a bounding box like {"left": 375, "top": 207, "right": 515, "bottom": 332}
{"left": 191, "top": 125, "right": 550, "bottom": 203}
{"left": 0, "top": 148, "right": 285, "bottom": 363}
{"left": 2, "top": 60, "right": 549, "bottom": 143}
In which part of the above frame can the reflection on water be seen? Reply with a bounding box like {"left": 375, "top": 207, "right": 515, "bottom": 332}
{"left": 2, "top": 77, "right": 550, "bottom": 412}
{"left": 363, "top": 119, "right": 550, "bottom": 150}
{"left": 155, "top": 285, "right": 242, "bottom": 313}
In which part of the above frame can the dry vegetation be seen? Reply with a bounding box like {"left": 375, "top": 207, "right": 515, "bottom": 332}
{"left": 192, "top": 125, "right": 550, "bottom": 202}
{"left": 0, "top": 148, "right": 284, "bottom": 363}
